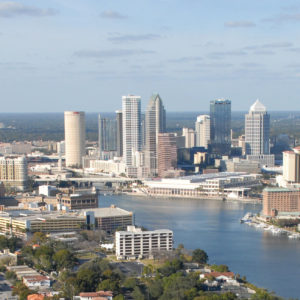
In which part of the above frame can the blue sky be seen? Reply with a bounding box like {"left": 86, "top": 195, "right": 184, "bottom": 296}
{"left": 1, "top": 0, "right": 300, "bottom": 112}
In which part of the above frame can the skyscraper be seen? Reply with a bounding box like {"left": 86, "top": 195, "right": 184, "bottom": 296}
{"left": 210, "top": 99, "right": 231, "bottom": 155}
{"left": 157, "top": 133, "right": 177, "bottom": 177}
{"left": 64, "top": 111, "right": 86, "bottom": 168}
{"left": 145, "top": 94, "right": 166, "bottom": 175}
{"left": 122, "top": 95, "right": 142, "bottom": 166}
{"left": 98, "top": 114, "right": 117, "bottom": 159}
{"left": 245, "top": 100, "right": 274, "bottom": 166}
{"left": 182, "top": 128, "right": 196, "bottom": 148}
{"left": 195, "top": 115, "right": 210, "bottom": 149}
{"left": 116, "top": 110, "right": 123, "bottom": 158}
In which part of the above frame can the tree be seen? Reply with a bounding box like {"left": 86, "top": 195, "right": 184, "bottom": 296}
{"left": 53, "top": 249, "right": 77, "bottom": 270}
{"left": 211, "top": 264, "right": 229, "bottom": 272}
{"left": 132, "top": 286, "right": 145, "bottom": 300}
{"left": 192, "top": 249, "right": 208, "bottom": 264}
{"left": 114, "top": 295, "right": 125, "bottom": 300}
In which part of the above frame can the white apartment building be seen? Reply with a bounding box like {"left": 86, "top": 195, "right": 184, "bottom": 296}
{"left": 64, "top": 111, "right": 86, "bottom": 168}
{"left": 245, "top": 100, "right": 274, "bottom": 166}
{"left": 0, "top": 156, "right": 28, "bottom": 191}
{"left": 182, "top": 128, "right": 196, "bottom": 148}
{"left": 195, "top": 115, "right": 210, "bottom": 149}
{"left": 115, "top": 226, "right": 173, "bottom": 259}
{"left": 122, "top": 95, "right": 142, "bottom": 166}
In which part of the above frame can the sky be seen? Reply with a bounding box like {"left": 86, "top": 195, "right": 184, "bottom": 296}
{"left": 1, "top": 0, "right": 300, "bottom": 112}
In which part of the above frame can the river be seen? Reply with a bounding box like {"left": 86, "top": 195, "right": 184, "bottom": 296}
{"left": 99, "top": 194, "right": 300, "bottom": 299}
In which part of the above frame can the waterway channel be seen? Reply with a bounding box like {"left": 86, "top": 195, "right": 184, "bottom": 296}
{"left": 99, "top": 194, "right": 300, "bottom": 299}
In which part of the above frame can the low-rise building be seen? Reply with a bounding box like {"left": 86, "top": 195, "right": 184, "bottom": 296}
{"left": 145, "top": 172, "right": 261, "bottom": 197}
{"left": 56, "top": 192, "right": 98, "bottom": 210}
{"left": 82, "top": 205, "right": 133, "bottom": 233}
{"left": 23, "top": 275, "right": 51, "bottom": 288}
{"left": 262, "top": 187, "right": 300, "bottom": 217}
{"left": 73, "top": 291, "right": 113, "bottom": 300}
{"left": 115, "top": 225, "right": 173, "bottom": 260}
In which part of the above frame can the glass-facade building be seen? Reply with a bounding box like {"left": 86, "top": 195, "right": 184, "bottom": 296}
{"left": 210, "top": 99, "right": 231, "bottom": 155}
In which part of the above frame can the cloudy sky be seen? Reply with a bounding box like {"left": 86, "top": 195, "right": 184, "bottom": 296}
{"left": 1, "top": 0, "right": 300, "bottom": 112}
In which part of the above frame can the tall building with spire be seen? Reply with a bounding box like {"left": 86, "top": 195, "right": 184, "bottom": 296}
{"left": 245, "top": 99, "right": 274, "bottom": 166}
{"left": 122, "top": 95, "right": 142, "bottom": 166}
{"left": 145, "top": 94, "right": 166, "bottom": 176}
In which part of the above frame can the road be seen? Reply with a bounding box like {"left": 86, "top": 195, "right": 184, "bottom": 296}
{"left": 0, "top": 273, "right": 17, "bottom": 300}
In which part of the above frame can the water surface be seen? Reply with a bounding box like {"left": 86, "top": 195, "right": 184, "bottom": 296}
{"left": 99, "top": 195, "right": 300, "bottom": 299}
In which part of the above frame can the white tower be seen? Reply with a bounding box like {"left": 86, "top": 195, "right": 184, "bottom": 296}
{"left": 122, "top": 96, "right": 141, "bottom": 166}
{"left": 195, "top": 115, "right": 210, "bottom": 149}
{"left": 64, "top": 111, "right": 86, "bottom": 168}
{"left": 245, "top": 100, "right": 274, "bottom": 166}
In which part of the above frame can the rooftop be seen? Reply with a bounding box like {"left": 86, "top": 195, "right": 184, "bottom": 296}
{"left": 82, "top": 206, "right": 133, "bottom": 218}
{"left": 249, "top": 99, "right": 266, "bottom": 113}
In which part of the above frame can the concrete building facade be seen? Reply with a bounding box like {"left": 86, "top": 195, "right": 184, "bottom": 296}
{"left": 283, "top": 147, "right": 300, "bottom": 183}
{"left": 157, "top": 133, "right": 177, "bottom": 177}
{"left": 182, "top": 128, "right": 196, "bottom": 148}
{"left": 64, "top": 111, "right": 86, "bottom": 168}
{"left": 115, "top": 225, "right": 173, "bottom": 259}
{"left": 0, "top": 156, "right": 28, "bottom": 191}
{"left": 263, "top": 187, "right": 300, "bottom": 217}
{"left": 195, "top": 115, "right": 210, "bottom": 149}
{"left": 122, "top": 96, "right": 142, "bottom": 166}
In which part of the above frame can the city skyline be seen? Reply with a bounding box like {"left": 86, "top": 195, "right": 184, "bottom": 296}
{"left": 1, "top": 0, "right": 300, "bottom": 112}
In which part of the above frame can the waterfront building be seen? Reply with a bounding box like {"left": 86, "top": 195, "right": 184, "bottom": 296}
{"left": 0, "top": 206, "right": 133, "bottom": 236}
{"left": 145, "top": 172, "right": 261, "bottom": 197}
{"left": 182, "top": 128, "right": 196, "bottom": 148}
{"left": 145, "top": 94, "right": 166, "bottom": 176}
{"left": 98, "top": 114, "right": 117, "bottom": 159}
{"left": 64, "top": 111, "right": 86, "bottom": 168}
{"left": 157, "top": 133, "right": 177, "bottom": 177}
{"left": 283, "top": 146, "right": 300, "bottom": 184}
{"left": 210, "top": 99, "right": 231, "bottom": 155}
{"left": 116, "top": 110, "right": 123, "bottom": 157}
{"left": 245, "top": 100, "right": 274, "bottom": 166}
{"left": 263, "top": 187, "right": 300, "bottom": 217}
{"left": 195, "top": 115, "right": 210, "bottom": 149}
{"left": 122, "top": 95, "right": 142, "bottom": 166}
{"left": 82, "top": 206, "right": 133, "bottom": 233}
{"left": 0, "top": 156, "right": 28, "bottom": 191}
{"left": 115, "top": 225, "right": 173, "bottom": 260}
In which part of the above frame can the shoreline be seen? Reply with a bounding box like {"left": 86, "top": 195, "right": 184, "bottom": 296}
{"left": 116, "top": 190, "right": 262, "bottom": 204}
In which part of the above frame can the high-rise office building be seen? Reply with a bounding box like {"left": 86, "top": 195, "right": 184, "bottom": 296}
{"left": 157, "top": 133, "right": 177, "bottom": 177}
{"left": 245, "top": 100, "right": 274, "bottom": 166}
{"left": 122, "top": 95, "right": 142, "bottom": 166}
{"left": 182, "top": 128, "right": 196, "bottom": 148}
{"left": 145, "top": 94, "right": 166, "bottom": 175}
{"left": 64, "top": 111, "right": 86, "bottom": 168}
{"left": 116, "top": 110, "right": 123, "bottom": 157}
{"left": 210, "top": 99, "right": 231, "bottom": 155}
{"left": 195, "top": 115, "right": 210, "bottom": 149}
{"left": 98, "top": 114, "right": 117, "bottom": 159}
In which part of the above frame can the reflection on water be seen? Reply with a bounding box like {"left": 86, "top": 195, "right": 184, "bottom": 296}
{"left": 99, "top": 195, "right": 300, "bottom": 298}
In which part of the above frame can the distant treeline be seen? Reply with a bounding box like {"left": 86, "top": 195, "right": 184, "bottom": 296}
{"left": 0, "top": 112, "right": 299, "bottom": 143}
